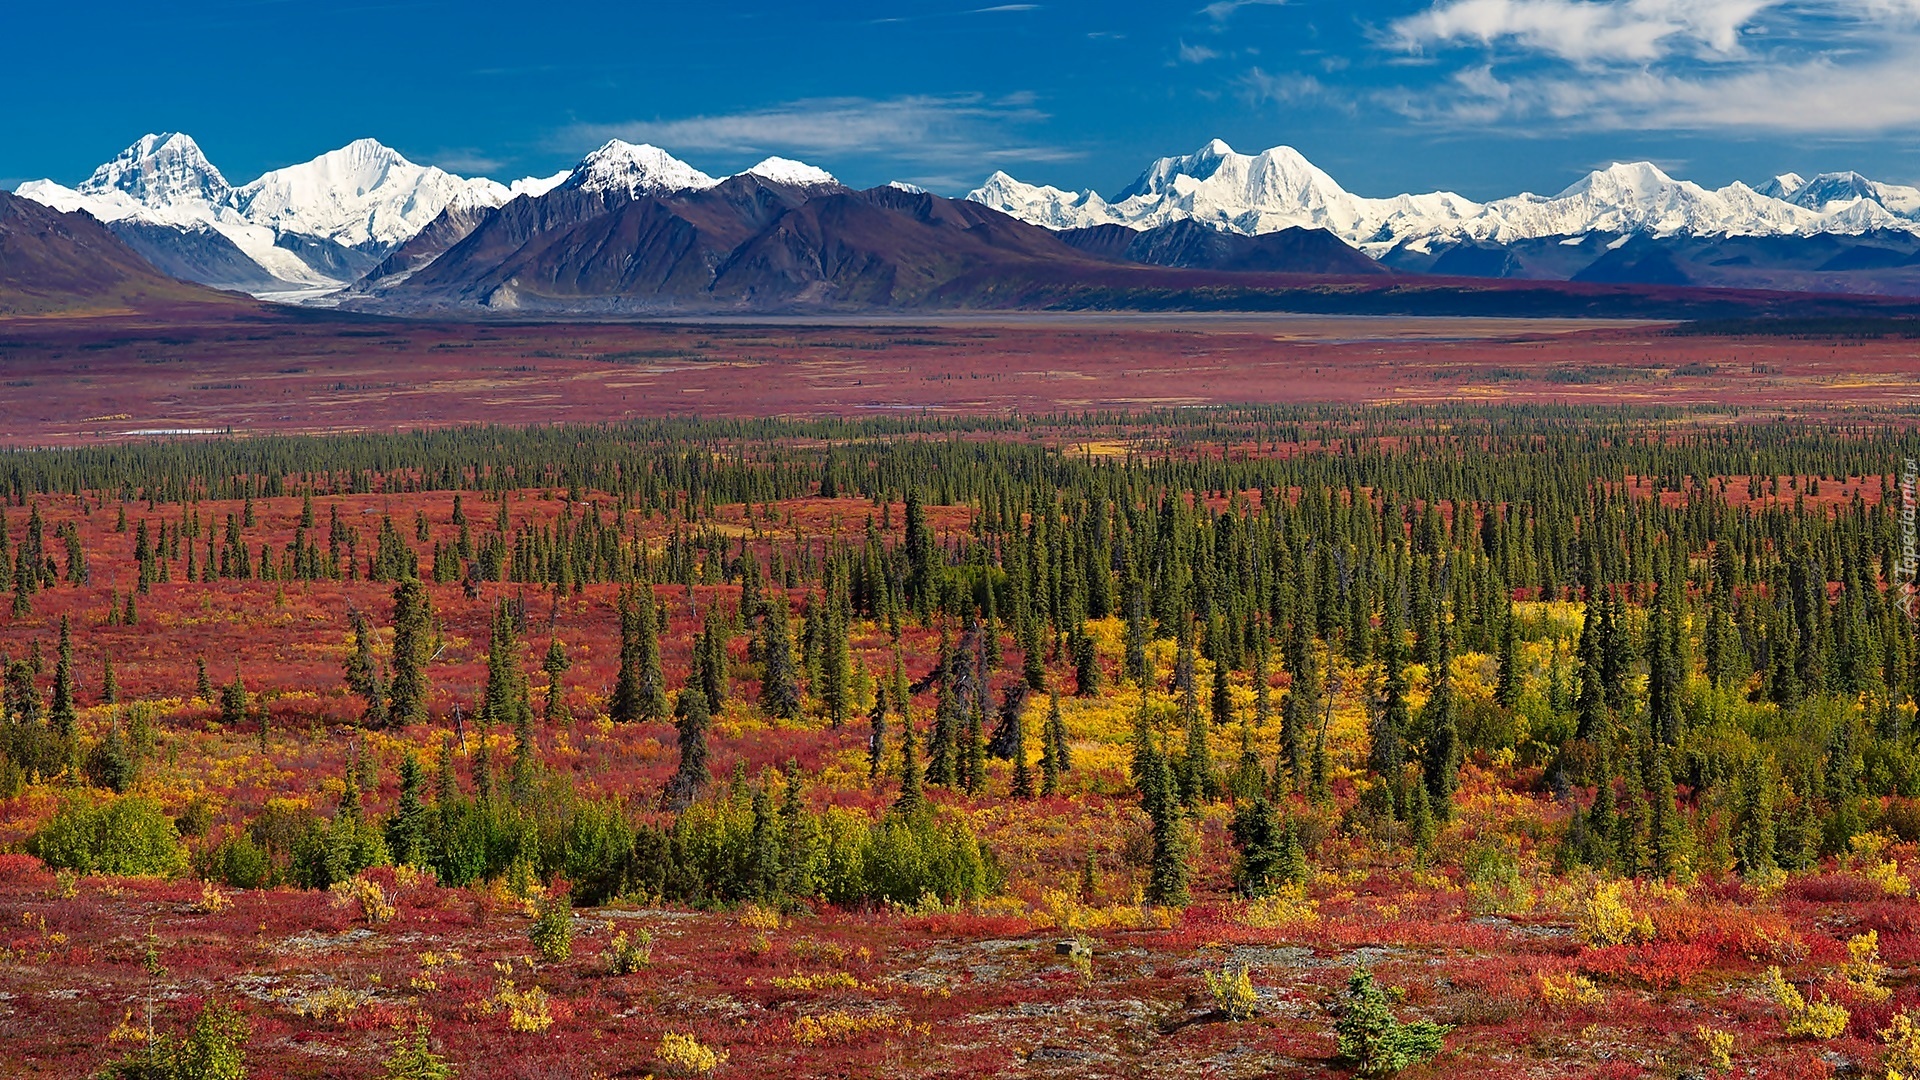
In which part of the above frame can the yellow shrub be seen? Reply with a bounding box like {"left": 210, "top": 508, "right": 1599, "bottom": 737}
{"left": 1695, "top": 1025, "right": 1735, "bottom": 1071}
{"left": 1845, "top": 931, "right": 1892, "bottom": 1002}
{"left": 1203, "top": 964, "right": 1259, "bottom": 1021}
{"left": 330, "top": 875, "right": 395, "bottom": 925}
{"left": 737, "top": 903, "right": 783, "bottom": 932}
{"left": 294, "top": 985, "right": 369, "bottom": 1021}
{"left": 1537, "top": 972, "right": 1603, "bottom": 1010}
{"left": 1883, "top": 1011, "right": 1920, "bottom": 1080}
{"left": 791, "top": 1010, "right": 927, "bottom": 1046}
{"left": 658, "top": 1032, "right": 726, "bottom": 1076}
{"left": 196, "top": 881, "right": 232, "bottom": 914}
{"left": 484, "top": 981, "right": 553, "bottom": 1033}
{"left": 1237, "top": 883, "right": 1321, "bottom": 931}
{"left": 1574, "top": 880, "right": 1654, "bottom": 947}
{"left": 1764, "top": 966, "right": 1849, "bottom": 1040}
{"left": 770, "top": 971, "right": 860, "bottom": 992}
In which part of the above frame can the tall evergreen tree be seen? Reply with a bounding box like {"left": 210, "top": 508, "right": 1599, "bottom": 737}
{"left": 388, "top": 579, "right": 434, "bottom": 727}
{"left": 757, "top": 596, "right": 801, "bottom": 720}
{"left": 664, "top": 687, "right": 713, "bottom": 809}
{"left": 1421, "top": 614, "right": 1461, "bottom": 818}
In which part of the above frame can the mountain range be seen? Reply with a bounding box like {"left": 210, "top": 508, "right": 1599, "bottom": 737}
{"left": 972, "top": 141, "right": 1920, "bottom": 294}
{"left": 11, "top": 134, "right": 1920, "bottom": 311}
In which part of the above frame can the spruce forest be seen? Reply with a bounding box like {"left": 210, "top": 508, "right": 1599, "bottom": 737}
{"left": 5, "top": 405, "right": 1920, "bottom": 1079}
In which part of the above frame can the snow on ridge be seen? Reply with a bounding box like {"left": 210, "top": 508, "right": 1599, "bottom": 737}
{"left": 968, "top": 140, "right": 1920, "bottom": 255}
{"left": 746, "top": 156, "right": 837, "bottom": 187}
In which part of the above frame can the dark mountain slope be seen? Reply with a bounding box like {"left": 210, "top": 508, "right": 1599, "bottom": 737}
{"left": 0, "top": 192, "right": 251, "bottom": 315}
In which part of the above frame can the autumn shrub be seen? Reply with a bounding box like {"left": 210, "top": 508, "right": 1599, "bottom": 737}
{"left": 29, "top": 795, "right": 187, "bottom": 878}
{"left": 529, "top": 892, "right": 573, "bottom": 961}
{"left": 330, "top": 874, "right": 396, "bottom": 925}
{"left": 1535, "top": 971, "right": 1603, "bottom": 1010}
{"left": 1844, "top": 930, "right": 1892, "bottom": 1002}
{"left": 1334, "top": 967, "right": 1449, "bottom": 1076}
{"left": 791, "top": 1010, "right": 927, "bottom": 1046}
{"left": 657, "top": 1032, "right": 726, "bottom": 1077}
{"left": 1574, "top": 880, "right": 1653, "bottom": 947}
{"left": 1764, "top": 965, "right": 1849, "bottom": 1039}
{"left": 1695, "top": 1025, "right": 1735, "bottom": 1071}
{"left": 603, "top": 924, "right": 652, "bottom": 974}
{"left": 101, "top": 997, "right": 250, "bottom": 1080}
{"left": 1236, "top": 882, "right": 1321, "bottom": 931}
{"left": 1204, "top": 964, "right": 1259, "bottom": 1021}
{"left": 1883, "top": 1011, "right": 1920, "bottom": 1080}
{"left": 484, "top": 982, "right": 553, "bottom": 1034}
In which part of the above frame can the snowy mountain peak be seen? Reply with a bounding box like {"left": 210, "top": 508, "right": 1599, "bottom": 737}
{"left": 746, "top": 157, "right": 837, "bottom": 187}
{"left": 886, "top": 180, "right": 930, "bottom": 195}
{"left": 1557, "top": 162, "right": 1681, "bottom": 201}
{"left": 563, "top": 141, "right": 718, "bottom": 197}
{"left": 79, "top": 132, "right": 229, "bottom": 206}
{"left": 1758, "top": 173, "right": 1807, "bottom": 201}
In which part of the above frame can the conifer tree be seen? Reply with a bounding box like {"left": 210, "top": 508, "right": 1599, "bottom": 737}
{"left": 1371, "top": 594, "right": 1409, "bottom": 781}
{"left": 757, "top": 596, "right": 801, "bottom": 720}
{"left": 1420, "top": 614, "right": 1461, "bottom": 818}
{"left": 610, "top": 585, "right": 665, "bottom": 723}
{"left": 893, "top": 702, "right": 923, "bottom": 814}
{"left": 1007, "top": 694, "right": 1034, "bottom": 798}
{"left": 665, "top": 687, "right": 713, "bottom": 810}
{"left": 388, "top": 579, "right": 434, "bottom": 727}
{"left": 867, "top": 686, "right": 888, "bottom": 783}
{"left": 541, "top": 637, "right": 570, "bottom": 723}
{"left": 386, "top": 753, "right": 429, "bottom": 867}
{"left": 48, "top": 616, "right": 76, "bottom": 747}
{"left": 821, "top": 589, "right": 852, "bottom": 728}
{"left": 1039, "top": 688, "right": 1070, "bottom": 795}
{"left": 1135, "top": 721, "right": 1190, "bottom": 907}
{"left": 345, "top": 608, "right": 386, "bottom": 725}
{"left": 1494, "top": 607, "right": 1521, "bottom": 708}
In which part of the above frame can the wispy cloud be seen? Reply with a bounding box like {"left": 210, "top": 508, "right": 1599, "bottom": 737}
{"left": 427, "top": 149, "right": 508, "bottom": 176}
{"left": 1391, "top": 0, "right": 1778, "bottom": 64}
{"left": 1239, "top": 67, "right": 1333, "bottom": 105}
{"left": 1200, "top": 0, "right": 1286, "bottom": 22}
{"left": 1405, "top": 45, "right": 1920, "bottom": 134}
{"left": 554, "top": 95, "right": 1082, "bottom": 182}
{"left": 1178, "top": 40, "right": 1221, "bottom": 62}
{"left": 1383, "top": 0, "right": 1920, "bottom": 135}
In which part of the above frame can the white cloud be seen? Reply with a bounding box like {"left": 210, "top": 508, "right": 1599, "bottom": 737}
{"left": 1384, "top": 0, "right": 1920, "bottom": 134}
{"left": 555, "top": 95, "right": 1081, "bottom": 176}
{"left": 1402, "top": 43, "right": 1920, "bottom": 133}
{"left": 1179, "top": 40, "right": 1221, "bottom": 62}
{"left": 1392, "top": 0, "right": 1779, "bottom": 63}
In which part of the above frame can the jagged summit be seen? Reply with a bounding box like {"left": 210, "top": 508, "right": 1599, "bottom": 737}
{"left": 78, "top": 132, "right": 230, "bottom": 205}
{"left": 561, "top": 141, "right": 718, "bottom": 197}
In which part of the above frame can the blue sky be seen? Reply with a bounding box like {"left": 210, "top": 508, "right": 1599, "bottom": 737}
{"left": 9, "top": 0, "right": 1920, "bottom": 199}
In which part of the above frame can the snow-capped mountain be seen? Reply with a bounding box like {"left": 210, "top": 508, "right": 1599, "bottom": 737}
{"left": 970, "top": 140, "right": 1920, "bottom": 257}
{"left": 746, "top": 156, "right": 838, "bottom": 188}
{"left": 559, "top": 141, "right": 718, "bottom": 198}
{"left": 16, "top": 135, "right": 585, "bottom": 292}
